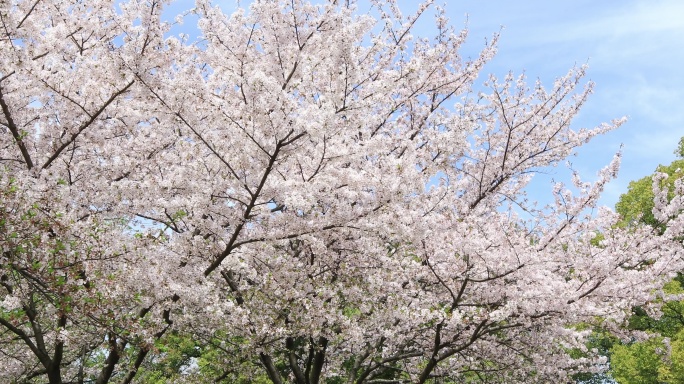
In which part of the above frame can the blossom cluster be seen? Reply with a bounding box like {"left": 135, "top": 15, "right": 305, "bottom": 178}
{"left": 0, "top": 0, "right": 682, "bottom": 383}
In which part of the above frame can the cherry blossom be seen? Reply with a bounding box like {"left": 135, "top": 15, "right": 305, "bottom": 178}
{"left": 1, "top": 1, "right": 682, "bottom": 383}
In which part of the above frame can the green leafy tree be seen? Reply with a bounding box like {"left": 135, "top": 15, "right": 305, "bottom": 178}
{"left": 611, "top": 338, "right": 664, "bottom": 384}
{"left": 615, "top": 158, "right": 684, "bottom": 234}
{"left": 605, "top": 138, "right": 684, "bottom": 383}
{"left": 609, "top": 278, "right": 684, "bottom": 383}
{"left": 676, "top": 137, "right": 684, "bottom": 159}
{"left": 658, "top": 328, "right": 684, "bottom": 383}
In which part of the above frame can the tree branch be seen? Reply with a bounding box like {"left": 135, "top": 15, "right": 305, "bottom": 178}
{"left": 260, "top": 352, "right": 284, "bottom": 384}
{"left": 42, "top": 80, "right": 135, "bottom": 169}
{"left": 0, "top": 85, "right": 34, "bottom": 169}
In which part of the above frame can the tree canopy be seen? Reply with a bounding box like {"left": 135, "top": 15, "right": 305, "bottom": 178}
{"left": 615, "top": 153, "right": 684, "bottom": 233}
{"left": 1, "top": 1, "right": 683, "bottom": 383}
{"left": 603, "top": 138, "right": 684, "bottom": 383}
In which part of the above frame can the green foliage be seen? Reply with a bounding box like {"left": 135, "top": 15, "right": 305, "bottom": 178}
{"left": 132, "top": 331, "right": 276, "bottom": 383}
{"left": 628, "top": 279, "right": 684, "bottom": 339}
{"left": 615, "top": 159, "right": 684, "bottom": 233}
{"left": 607, "top": 138, "right": 684, "bottom": 383}
{"left": 589, "top": 231, "right": 605, "bottom": 247}
{"left": 609, "top": 329, "right": 684, "bottom": 384}
{"left": 658, "top": 329, "right": 684, "bottom": 383}
{"left": 676, "top": 137, "right": 684, "bottom": 159}
{"left": 136, "top": 332, "right": 202, "bottom": 383}
{"left": 615, "top": 175, "right": 658, "bottom": 229}
{"left": 611, "top": 337, "right": 664, "bottom": 384}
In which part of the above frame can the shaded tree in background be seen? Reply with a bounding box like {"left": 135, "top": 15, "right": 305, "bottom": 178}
{"left": 615, "top": 141, "right": 684, "bottom": 234}
{"left": 602, "top": 138, "right": 684, "bottom": 384}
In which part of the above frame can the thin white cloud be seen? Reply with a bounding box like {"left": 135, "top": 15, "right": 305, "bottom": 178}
{"left": 507, "top": 0, "right": 684, "bottom": 45}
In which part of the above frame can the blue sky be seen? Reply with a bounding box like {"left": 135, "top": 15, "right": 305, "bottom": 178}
{"left": 437, "top": 0, "right": 684, "bottom": 208}
{"left": 162, "top": 0, "right": 684, "bottom": 209}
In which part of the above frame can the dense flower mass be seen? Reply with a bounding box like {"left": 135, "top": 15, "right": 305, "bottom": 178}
{"left": 1, "top": 0, "right": 682, "bottom": 383}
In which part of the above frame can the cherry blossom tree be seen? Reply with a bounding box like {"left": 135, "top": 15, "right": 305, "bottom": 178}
{"left": 1, "top": 0, "right": 178, "bottom": 382}
{"left": 1, "top": 0, "right": 683, "bottom": 383}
